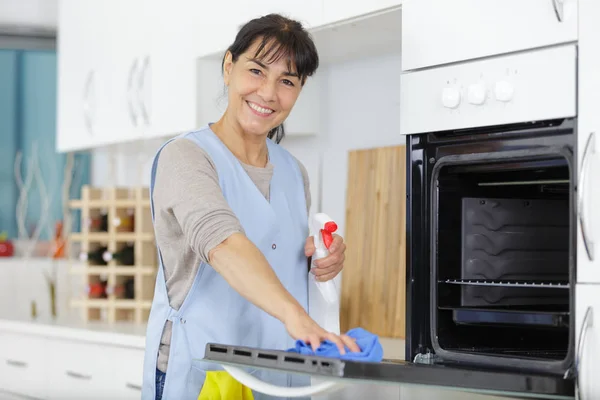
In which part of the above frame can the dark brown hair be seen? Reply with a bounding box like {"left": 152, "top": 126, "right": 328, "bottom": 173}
{"left": 223, "top": 13, "right": 319, "bottom": 143}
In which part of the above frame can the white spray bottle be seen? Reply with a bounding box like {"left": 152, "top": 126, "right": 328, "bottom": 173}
{"left": 308, "top": 213, "right": 341, "bottom": 335}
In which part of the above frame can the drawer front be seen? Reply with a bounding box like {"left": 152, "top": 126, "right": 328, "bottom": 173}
{"left": 402, "top": 0, "right": 578, "bottom": 71}
{"left": 46, "top": 339, "right": 144, "bottom": 400}
{"left": 0, "top": 332, "right": 48, "bottom": 399}
{"left": 400, "top": 45, "right": 576, "bottom": 135}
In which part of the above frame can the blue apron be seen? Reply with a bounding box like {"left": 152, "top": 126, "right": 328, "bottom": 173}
{"left": 141, "top": 125, "right": 311, "bottom": 400}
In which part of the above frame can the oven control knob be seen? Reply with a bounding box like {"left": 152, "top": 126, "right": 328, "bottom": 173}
{"left": 441, "top": 87, "right": 461, "bottom": 109}
{"left": 494, "top": 80, "right": 514, "bottom": 102}
{"left": 468, "top": 82, "right": 486, "bottom": 105}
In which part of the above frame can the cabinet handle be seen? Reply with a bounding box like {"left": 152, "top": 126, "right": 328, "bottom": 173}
{"left": 126, "top": 382, "right": 142, "bottom": 391}
{"left": 137, "top": 55, "right": 150, "bottom": 127}
{"left": 552, "top": 0, "right": 564, "bottom": 22}
{"left": 83, "top": 69, "right": 95, "bottom": 135}
{"left": 576, "top": 306, "right": 593, "bottom": 400}
{"left": 66, "top": 370, "right": 92, "bottom": 380}
{"left": 128, "top": 58, "right": 140, "bottom": 126}
{"left": 6, "top": 359, "right": 28, "bottom": 368}
{"left": 578, "top": 132, "right": 595, "bottom": 261}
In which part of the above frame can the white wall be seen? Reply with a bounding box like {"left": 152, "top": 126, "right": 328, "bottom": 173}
{"left": 90, "top": 51, "right": 404, "bottom": 237}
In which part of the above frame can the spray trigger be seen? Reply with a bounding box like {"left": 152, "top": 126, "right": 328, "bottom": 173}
{"left": 320, "top": 221, "right": 338, "bottom": 250}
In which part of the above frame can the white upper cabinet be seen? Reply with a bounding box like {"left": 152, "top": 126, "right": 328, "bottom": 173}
{"left": 577, "top": 0, "right": 600, "bottom": 284}
{"left": 57, "top": 0, "right": 148, "bottom": 151}
{"left": 57, "top": 0, "right": 385, "bottom": 151}
{"left": 402, "top": 0, "right": 578, "bottom": 71}
{"left": 322, "top": 0, "right": 401, "bottom": 25}
{"left": 56, "top": 0, "right": 108, "bottom": 152}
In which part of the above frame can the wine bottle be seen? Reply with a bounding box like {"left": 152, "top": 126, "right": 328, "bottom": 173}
{"left": 86, "top": 278, "right": 108, "bottom": 299}
{"left": 86, "top": 209, "right": 108, "bottom": 232}
{"left": 113, "top": 278, "right": 135, "bottom": 299}
{"left": 79, "top": 246, "right": 108, "bottom": 265}
{"left": 102, "top": 243, "right": 134, "bottom": 265}
{"left": 112, "top": 209, "right": 135, "bottom": 231}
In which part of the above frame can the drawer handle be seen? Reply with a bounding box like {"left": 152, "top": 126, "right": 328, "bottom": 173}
{"left": 66, "top": 370, "right": 92, "bottom": 380}
{"left": 126, "top": 382, "right": 142, "bottom": 391}
{"left": 6, "top": 359, "right": 28, "bottom": 368}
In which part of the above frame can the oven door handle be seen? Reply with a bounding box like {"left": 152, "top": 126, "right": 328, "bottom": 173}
{"left": 578, "top": 132, "right": 595, "bottom": 261}
{"left": 576, "top": 305, "right": 593, "bottom": 400}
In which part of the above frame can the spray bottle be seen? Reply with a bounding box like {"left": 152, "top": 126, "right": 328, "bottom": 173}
{"left": 308, "top": 213, "right": 341, "bottom": 335}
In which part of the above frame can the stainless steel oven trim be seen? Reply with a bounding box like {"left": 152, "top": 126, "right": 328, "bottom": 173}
{"left": 429, "top": 145, "right": 576, "bottom": 375}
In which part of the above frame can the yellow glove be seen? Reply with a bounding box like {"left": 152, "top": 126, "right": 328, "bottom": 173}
{"left": 198, "top": 371, "right": 254, "bottom": 400}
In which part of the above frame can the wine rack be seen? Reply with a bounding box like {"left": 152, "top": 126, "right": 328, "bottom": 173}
{"left": 66, "top": 186, "right": 157, "bottom": 324}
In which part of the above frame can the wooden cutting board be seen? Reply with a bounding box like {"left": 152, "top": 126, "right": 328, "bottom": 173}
{"left": 340, "top": 145, "right": 406, "bottom": 339}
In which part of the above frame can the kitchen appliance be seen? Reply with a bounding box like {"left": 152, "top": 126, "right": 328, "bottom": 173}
{"left": 199, "top": 3, "right": 598, "bottom": 398}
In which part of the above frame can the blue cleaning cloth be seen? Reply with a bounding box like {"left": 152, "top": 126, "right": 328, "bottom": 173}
{"left": 287, "top": 327, "right": 383, "bottom": 362}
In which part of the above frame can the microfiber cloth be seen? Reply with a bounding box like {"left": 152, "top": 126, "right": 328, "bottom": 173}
{"left": 287, "top": 327, "right": 383, "bottom": 362}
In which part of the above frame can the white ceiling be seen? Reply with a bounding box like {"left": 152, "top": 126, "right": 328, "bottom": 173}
{"left": 0, "top": 0, "right": 57, "bottom": 29}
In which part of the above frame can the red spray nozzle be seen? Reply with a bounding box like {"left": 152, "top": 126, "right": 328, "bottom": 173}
{"left": 323, "top": 221, "right": 338, "bottom": 233}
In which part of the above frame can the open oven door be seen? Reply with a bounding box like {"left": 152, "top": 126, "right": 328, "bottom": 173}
{"left": 202, "top": 343, "right": 575, "bottom": 399}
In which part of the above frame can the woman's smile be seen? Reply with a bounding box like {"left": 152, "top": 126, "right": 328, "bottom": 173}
{"left": 246, "top": 100, "right": 275, "bottom": 118}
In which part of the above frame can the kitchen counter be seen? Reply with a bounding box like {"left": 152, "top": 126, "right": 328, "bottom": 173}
{"left": 0, "top": 313, "right": 146, "bottom": 348}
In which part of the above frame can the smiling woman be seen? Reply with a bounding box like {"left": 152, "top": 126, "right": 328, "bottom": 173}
{"left": 142, "top": 13, "right": 359, "bottom": 400}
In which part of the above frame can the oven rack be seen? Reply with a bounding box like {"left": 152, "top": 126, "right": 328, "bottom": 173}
{"left": 441, "top": 279, "right": 570, "bottom": 289}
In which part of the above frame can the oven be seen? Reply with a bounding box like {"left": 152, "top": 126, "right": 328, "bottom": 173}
{"left": 407, "top": 117, "right": 576, "bottom": 379}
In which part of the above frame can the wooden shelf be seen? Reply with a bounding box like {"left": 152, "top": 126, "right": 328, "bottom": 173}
{"left": 66, "top": 185, "right": 157, "bottom": 325}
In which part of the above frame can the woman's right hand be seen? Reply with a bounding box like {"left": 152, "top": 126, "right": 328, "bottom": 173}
{"left": 284, "top": 307, "right": 360, "bottom": 354}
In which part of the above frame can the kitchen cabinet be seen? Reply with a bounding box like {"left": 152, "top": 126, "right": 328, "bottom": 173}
{"left": 56, "top": 0, "right": 107, "bottom": 152}
{"left": 0, "top": 319, "right": 145, "bottom": 400}
{"left": 46, "top": 339, "right": 144, "bottom": 399}
{"left": 322, "top": 0, "right": 400, "bottom": 25}
{"left": 0, "top": 331, "right": 48, "bottom": 399}
{"left": 56, "top": 0, "right": 400, "bottom": 151}
{"left": 575, "top": 284, "right": 599, "bottom": 400}
{"left": 401, "top": 0, "right": 578, "bottom": 71}
{"left": 577, "top": 0, "right": 600, "bottom": 284}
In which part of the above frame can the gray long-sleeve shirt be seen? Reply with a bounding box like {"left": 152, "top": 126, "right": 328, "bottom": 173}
{"left": 151, "top": 137, "right": 311, "bottom": 372}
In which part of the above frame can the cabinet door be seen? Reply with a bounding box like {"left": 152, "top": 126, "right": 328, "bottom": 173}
{"left": 401, "top": 0, "right": 578, "bottom": 71}
{"left": 0, "top": 332, "right": 49, "bottom": 399}
{"left": 575, "top": 284, "right": 600, "bottom": 400}
{"left": 577, "top": 0, "right": 600, "bottom": 284}
{"left": 246, "top": 0, "right": 324, "bottom": 28}
{"left": 56, "top": 0, "right": 107, "bottom": 152}
{"left": 96, "top": 0, "right": 147, "bottom": 146}
{"left": 145, "top": 0, "right": 200, "bottom": 138}
{"left": 322, "top": 0, "right": 400, "bottom": 25}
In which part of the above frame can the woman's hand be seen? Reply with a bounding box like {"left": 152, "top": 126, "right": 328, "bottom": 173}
{"left": 284, "top": 305, "right": 360, "bottom": 354}
{"left": 305, "top": 234, "right": 346, "bottom": 282}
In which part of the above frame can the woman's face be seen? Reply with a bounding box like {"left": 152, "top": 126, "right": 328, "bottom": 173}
{"left": 223, "top": 39, "right": 303, "bottom": 138}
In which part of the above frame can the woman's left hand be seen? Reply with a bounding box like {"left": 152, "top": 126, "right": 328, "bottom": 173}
{"left": 305, "top": 234, "right": 346, "bottom": 282}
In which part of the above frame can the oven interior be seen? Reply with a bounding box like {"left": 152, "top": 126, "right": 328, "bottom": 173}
{"left": 433, "top": 154, "right": 571, "bottom": 365}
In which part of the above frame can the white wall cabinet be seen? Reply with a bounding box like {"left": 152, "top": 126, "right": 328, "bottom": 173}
{"left": 56, "top": 0, "right": 400, "bottom": 152}
{"left": 322, "top": 0, "right": 400, "bottom": 25}
{"left": 577, "top": 0, "right": 600, "bottom": 284}
{"left": 55, "top": 0, "right": 106, "bottom": 152}
{"left": 401, "top": 0, "right": 578, "bottom": 71}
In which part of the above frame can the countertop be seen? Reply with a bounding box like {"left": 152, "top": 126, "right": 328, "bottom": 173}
{"left": 0, "top": 312, "right": 147, "bottom": 348}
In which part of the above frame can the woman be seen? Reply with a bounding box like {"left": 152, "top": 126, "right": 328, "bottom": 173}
{"left": 142, "top": 13, "right": 360, "bottom": 400}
